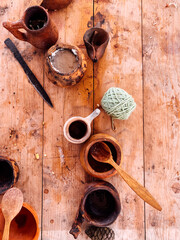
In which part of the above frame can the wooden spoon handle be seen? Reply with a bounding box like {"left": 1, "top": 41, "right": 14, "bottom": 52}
{"left": 2, "top": 220, "right": 11, "bottom": 240}
{"left": 110, "top": 160, "right": 162, "bottom": 211}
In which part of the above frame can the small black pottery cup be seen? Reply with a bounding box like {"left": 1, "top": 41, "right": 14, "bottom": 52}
{"left": 69, "top": 180, "right": 121, "bottom": 239}
{"left": 0, "top": 156, "right": 19, "bottom": 194}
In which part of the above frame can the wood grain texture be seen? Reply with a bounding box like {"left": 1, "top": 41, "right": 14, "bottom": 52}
{"left": 93, "top": 0, "right": 144, "bottom": 239}
{"left": 42, "top": 1, "right": 93, "bottom": 239}
{"left": 1, "top": 0, "right": 180, "bottom": 239}
{"left": 0, "top": 0, "right": 43, "bottom": 239}
{"left": 143, "top": 0, "right": 180, "bottom": 239}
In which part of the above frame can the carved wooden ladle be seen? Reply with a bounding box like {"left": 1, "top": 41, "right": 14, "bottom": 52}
{"left": 1, "top": 187, "right": 23, "bottom": 240}
{"left": 90, "top": 142, "right": 162, "bottom": 211}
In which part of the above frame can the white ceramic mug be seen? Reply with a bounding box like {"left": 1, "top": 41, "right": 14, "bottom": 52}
{"left": 63, "top": 109, "right": 101, "bottom": 144}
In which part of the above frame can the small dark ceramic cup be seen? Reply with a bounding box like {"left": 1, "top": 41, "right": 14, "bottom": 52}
{"left": 83, "top": 27, "right": 109, "bottom": 62}
{"left": 0, "top": 156, "right": 19, "bottom": 194}
{"left": 70, "top": 181, "right": 121, "bottom": 239}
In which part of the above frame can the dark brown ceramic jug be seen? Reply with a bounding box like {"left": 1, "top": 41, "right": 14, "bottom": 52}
{"left": 70, "top": 181, "right": 121, "bottom": 239}
{"left": 3, "top": 6, "right": 58, "bottom": 49}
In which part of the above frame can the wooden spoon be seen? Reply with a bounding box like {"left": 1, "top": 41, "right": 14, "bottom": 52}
{"left": 1, "top": 187, "right": 24, "bottom": 240}
{"left": 90, "top": 142, "right": 162, "bottom": 211}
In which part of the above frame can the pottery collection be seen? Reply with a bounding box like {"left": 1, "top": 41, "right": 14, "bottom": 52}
{"left": 1, "top": 0, "right": 161, "bottom": 239}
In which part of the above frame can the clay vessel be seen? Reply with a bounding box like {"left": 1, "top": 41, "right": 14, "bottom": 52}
{"left": 80, "top": 133, "right": 122, "bottom": 179}
{"left": 69, "top": 181, "right": 121, "bottom": 239}
{"left": 41, "top": 0, "right": 73, "bottom": 10}
{"left": 63, "top": 109, "right": 100, "bottom": 144}
{"left": 45, "top": 43, "right": 87, "bottom": 87}
{"left": 0, "top": 156, "right": 19, "bottom": 194}
{"left": 3, "top": 6, "right": 58, "bottom": 49}
{"left": 0, "top": 202, "right": 40, "bottom": 240}
{"left": 83, "top": 27, "right": 109, "bottom": 62}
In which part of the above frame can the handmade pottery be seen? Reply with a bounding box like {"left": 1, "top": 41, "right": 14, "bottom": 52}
{"left": 41, "top": 0, "right": 73, "bottom": 10}
{"left": 3, "top": 6, "right": 58, "bottom": 49}
{"left": 80, "top": 133, "right": 122, "bottom": 179}
{"left": 63, "top": 109, "right": 101, "bottom": 144}
{"left": 83, "top": 27, "right": 109, "bottom": 62}
{"left": 69, "top": 181, "right": 121, "bottom": 239}
{"left": 1, "top": 188, "right": 24, "bottom": 240}
{"left": 0, "top": 156, "right": 19, "bottom": 195}
{"left": 0, "top": 203, "right": 40, "bottom": 240}
{"left": 45, "top": 43, "right": 87, "bottom": 87}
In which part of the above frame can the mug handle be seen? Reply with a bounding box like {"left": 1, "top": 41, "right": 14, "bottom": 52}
{"left": 85, "top": 108, "right": 101, "bottom": 125}
{"left": 69, "top": 200, "right": 85, "bottom": 239}
{"left": 3, "top": 20, "right": 27, "bottom": 41}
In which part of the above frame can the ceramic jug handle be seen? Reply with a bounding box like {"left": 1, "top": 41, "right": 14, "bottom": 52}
{"left": 3, "top": 20, "right": 27, "bottom": 41}
{"left": 69, "top": 206, "right": 85, "bottom": 239}
{"left": 85, "top": 108, "right": 101, "bottom": 125}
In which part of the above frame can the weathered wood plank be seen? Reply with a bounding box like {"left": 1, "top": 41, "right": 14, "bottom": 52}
{"left": 0, "top": 0, "right": 44, "bottom": 239}
{"left": 93, "top": 0, "right": 144, "bottom": 239}
{"left": 42, "top": 1, "right": 93, "bottom": 239}
{"left": 143, "top": 1, "right": 180, "bottom": 239}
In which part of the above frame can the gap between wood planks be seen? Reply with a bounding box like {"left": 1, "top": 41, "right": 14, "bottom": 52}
{"left": 141, "top": 0, "right": 146, "bottom": 239}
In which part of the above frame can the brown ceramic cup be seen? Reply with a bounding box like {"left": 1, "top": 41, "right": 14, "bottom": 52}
{"left": 80, "top": 133, "right": 122, "bottom": 179}
{"left": 0, "top": 156, "right": 19, "bottom": 194}
{"left": 83, "top": 27, "right": 109, "bottom": 62}
{"left": 3, "top": 6, "right": 58, "bottom": 49}
{"left": 45, "top": 43, "right": 87, "bottom": 87}
{"left": 0, "top": 202, "right": 40, "bottom": 240}
{"left": 70, "top": 181, "right": 121, "bottom": 239}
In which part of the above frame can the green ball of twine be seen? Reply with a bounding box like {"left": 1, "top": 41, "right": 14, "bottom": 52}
{"left": 101, "top": 87, "right": 136, "bottom": 120}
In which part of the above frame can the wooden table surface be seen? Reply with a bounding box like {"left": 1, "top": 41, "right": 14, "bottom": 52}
{"left": 0, "top": 0, "right": 180, "bottom": 239}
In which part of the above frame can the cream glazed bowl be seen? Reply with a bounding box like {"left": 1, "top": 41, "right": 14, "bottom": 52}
{"left": 63, "top": 109, "right": 101, "bottom": 144}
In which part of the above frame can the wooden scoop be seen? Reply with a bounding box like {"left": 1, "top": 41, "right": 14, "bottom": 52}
{"left": 1, "top": 187, "right": 24, "bottom": 240}
{"left": 90, "top": 142, "right": 162, "bottom": 211}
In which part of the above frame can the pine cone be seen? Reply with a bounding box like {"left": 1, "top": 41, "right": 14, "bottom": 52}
{"left": 85, "top": 226, "right": 115, "bottom": 240}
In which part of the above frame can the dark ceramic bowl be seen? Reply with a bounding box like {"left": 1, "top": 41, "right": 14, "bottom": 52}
{"left": 70, "top": 180, "right": 121, "bottom": 239}
{"left": 0, "top": 156, "right": 19, "bottom": 194}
